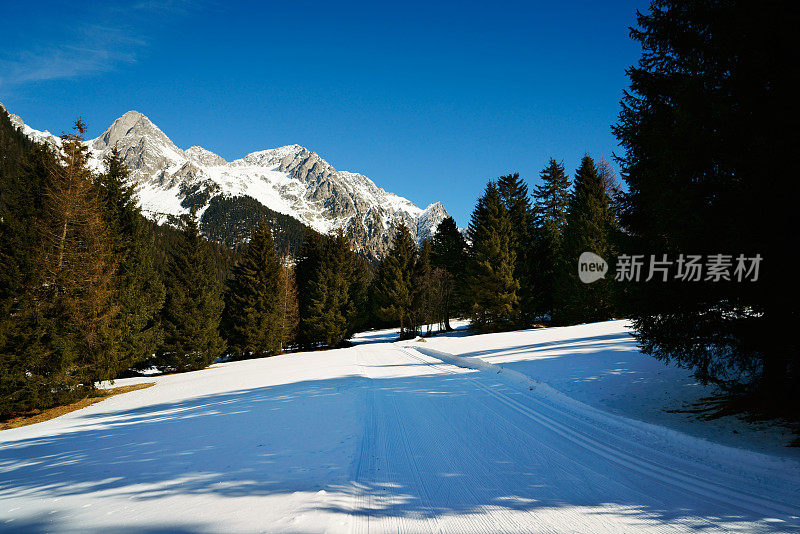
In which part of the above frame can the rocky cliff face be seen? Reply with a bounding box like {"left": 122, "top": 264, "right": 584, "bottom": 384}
{"left": 3, "top": 105, "right": 450, "bottom": 259}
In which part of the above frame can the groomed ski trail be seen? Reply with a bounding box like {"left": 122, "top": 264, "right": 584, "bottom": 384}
{"left": 1, "top": 332, "right": 798, "bottom": 533}
{"left": 347, "top": 343, "right": 800, "bottom": 533}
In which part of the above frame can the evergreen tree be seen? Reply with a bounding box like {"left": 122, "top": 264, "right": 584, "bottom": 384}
{"left": 597, "top": 158, "right": 624, "bottom": 222}
{"left": 553, "top": 155, "right": 617, "bottom": 325}
{"left": 531, "top": 158, "right": 571, "bottom": 318}
{"left": 466, "top": 181, "right": 519, "bottom": 330}
{"left": 613, "top": 0, "right": 799, "bottom": 400}
{"left": 278, "top": 261, "right": 300, "bottom": 352}
{"left": 223, "top": 219, "right": 283, "bottom": 358}
{"left": 430, "top": 216, "right": 468, "bottom": 330}
{"left": 346, "top": 255, "right": 373, "bottom": 337}
{"left": 296, "top": 232, "right": 358, "bottom": 347}
{"left": 0, "top": 111, "right": 51, "bottom": 309}
{"left": 372, "top": 223, "right": 417, "bottom": 339}
{"left": 97, "top": 148, "right": 165, "bottom": 371}
{"left": 411, "top": 239, "right": 434, "bottom": 333}
{"left": 33, "top": 119, "right": 118, "bottom": 394}
{"left": 497, "top": 172, "right": 535, "bottom": 324}
{"left": 156, "top": 211, "right": 225, "bottom": 371}
{"left": 295, "top": 232, "right": 325, "bottom": 348}
{"left": 0, "top": 109, "right": 57, "bottom": 415}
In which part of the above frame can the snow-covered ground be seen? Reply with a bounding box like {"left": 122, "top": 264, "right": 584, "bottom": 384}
{"left": 407, "top": 320, "right": 800, "bottom": 459}
{"left": 1, "top": 322, "right": 798, "bottom": 533}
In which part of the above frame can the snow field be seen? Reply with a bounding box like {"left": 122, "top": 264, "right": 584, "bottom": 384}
{"left": 0, "top": 321, "right": 798, "bottom": 533}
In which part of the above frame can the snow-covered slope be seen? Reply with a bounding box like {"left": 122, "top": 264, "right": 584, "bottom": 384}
{"left": 2, "top": 322, "right": 798, "bottom": 532}
{"left": 1, "top": 104, "right": 450, "bottom": 258}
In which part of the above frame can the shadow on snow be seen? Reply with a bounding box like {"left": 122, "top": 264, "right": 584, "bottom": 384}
{"left": 0, "top": 356, "right": 794, "bottom": 533}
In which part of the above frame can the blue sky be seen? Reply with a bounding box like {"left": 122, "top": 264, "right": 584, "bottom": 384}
{"left": 0, "top": 0, "right": 648, "bottom": 226}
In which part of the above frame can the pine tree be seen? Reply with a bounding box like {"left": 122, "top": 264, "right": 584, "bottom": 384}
{"left": 295, "top": 232, "right": 325, "bottom": 348}
{"left": 497, "top": 172, "right": 535, "bottom": 324}
{"left": 531, "top": 158, "right": 571, "bottom": 318}
{"left": 296, "top": 231, "right": 357, "bottom": 348}
{"left": 466, "top": 181, "right": 519, "bottom": 330}
{"left": 34, "top": 119, "right": 118, "bottom": 394}
{"left": 157, "top": 211, "right": 225, "bottom": 371}
{"left": 0, "top": 109, "right": 57, "bottom": 415}
{"left": 373, "top": 222, "right": 417, "bottom": 339}
{"left": 278, "top": 261, "right": 300, "bottom": 352}
{"left": 0, "top": 112, "right": 51, "bottom": 308}
{"left": 613, "top": 0, "right": 799, "bottom": 400}
{"left": 346, "top": 255, "right": 373, "bottom": 337}
{"left": 411, "top": 239, "right": 434, "bottom": 333}
{"left": 223, "top": 219, "right": 283, "bottom": 358}
{"left": 97, "top": 148, "right": 165, "bottom": 371}
{"left": 430, "top": 216, "right": 468, "bottom": 330}
{"left": 597, "top": 158, "right": 624, "bottom": 222}
{"left": 553, "top": 155, "right": 617, "bottom": 325}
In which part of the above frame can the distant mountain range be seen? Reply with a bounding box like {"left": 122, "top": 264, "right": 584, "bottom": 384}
{"left": 1, "top": 104, "right": 450, "bottom": 259}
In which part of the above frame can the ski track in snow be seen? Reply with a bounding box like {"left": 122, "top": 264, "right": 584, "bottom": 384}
{"left": 1, "top": 324, "right": 799, "bottom": 533}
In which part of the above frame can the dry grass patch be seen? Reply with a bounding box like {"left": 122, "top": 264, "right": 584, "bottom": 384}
{"left": 0, "top": 382, "right": 155, "bottom": 431}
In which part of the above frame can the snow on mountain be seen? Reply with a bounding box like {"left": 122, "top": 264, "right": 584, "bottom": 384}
{"left": 1, "top": 104, "right": 63, "bottom": 151}
{"left": 185, "top": 145, "right": 227, "bottom": 167}
{"left": 2, "top": 104, "right": 450, "bottom": 258}
{"left": 417, "top": 201, "right": 449, "bottom": 241}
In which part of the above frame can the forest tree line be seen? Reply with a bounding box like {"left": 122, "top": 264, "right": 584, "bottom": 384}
{"left": 0, "top": 104, "right": 622, "bottom": 419}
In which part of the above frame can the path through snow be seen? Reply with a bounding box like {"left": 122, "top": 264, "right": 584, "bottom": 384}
{"left": 1, "top": 324, "right": 798, "bottom": 532}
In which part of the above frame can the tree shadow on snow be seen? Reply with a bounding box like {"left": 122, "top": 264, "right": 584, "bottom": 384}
{"left": 0, "top": 368, "right": 796, "bottom": 532}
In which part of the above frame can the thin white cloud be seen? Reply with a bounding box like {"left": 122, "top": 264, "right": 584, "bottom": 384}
{"left": 0, "top": 28, "right": 139, "bottom": 86}
{"left": 0, "top": 2, "right": 206, "bottom": 88}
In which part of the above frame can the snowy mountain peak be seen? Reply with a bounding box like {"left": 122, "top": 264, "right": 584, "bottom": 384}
{"left": 417, "top": 202, "right": 449, "bottom": 240}
{"left": 236, "top": 144, "right": 311, "bottom": 168}
{"left": 424, "top": 201, "right": 446, "bottom": 213}
{"left": 186, "top": 145, "right": 227, "bottom": 166}
{"left": 3, "top": 104, "right": 452, "bottom": 259}
{"left": 94, "top": 110, "right": 165, "bottom": 147}
{"left": 91, "top": 111, "right": 186, "bottom": 178}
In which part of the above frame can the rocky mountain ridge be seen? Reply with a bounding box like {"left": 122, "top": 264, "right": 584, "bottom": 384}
{"left": 1, "top": 104, "right": 450, "bottom": 259}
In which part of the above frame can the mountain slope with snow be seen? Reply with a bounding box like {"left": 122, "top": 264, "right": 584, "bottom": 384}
{"left": 1, "top": 104, "right": 450, "bottom": 258}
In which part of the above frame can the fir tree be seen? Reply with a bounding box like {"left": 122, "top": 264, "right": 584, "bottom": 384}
{"left": 278, "top": 261, "right": 300, "bottom": 352}
{"left": 613, "top": 0, "right": 799, "bottom": 401}
{"left": 97, "top": 148, "right": 165, "bottom": 371}
{"left": 33, "top": 119, "right": 118, "bottom": 394}
{"left": 0, "top": 109, "right": 57, "bottom": 415}
{"left": 411, "top": 239, "right": 434, "bottom": 333}
{"left": 296, "top": 232, "right": 358, "bottom": 348}
{"left": 553, "top": 155, "right": 617, "bottom": 325}
{"left": 157, "top": 211, "right": 225, "bottom": 371}
{"left": 295, "top": 232, "right": 325, "bottom": 348}
{"left": 430, "top": 216, "right": 468, "bottom": 330}
{"left": 531, "top": 158, "right": 571, "bottom": 318}
{"left": 346, "top": 255, "right": 373, "bottom": 337}
{"left": 223, "top": 219, "right": 283, "bottom": 358}
{"left": 373, "top": 223, "right": 417, "bottom": 339}
{"left": 497, "top": 172, "right": 535, "bottom": 324}
{"left": 466, "top": 181, "right": 519, "bottom": 330}
{"left": 0, "top": 115, "right": 50, "bottom": 308}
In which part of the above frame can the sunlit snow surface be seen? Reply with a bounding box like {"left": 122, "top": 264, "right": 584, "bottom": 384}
{"left": 2, "top": 321, "right": 799, "bottom": 533}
